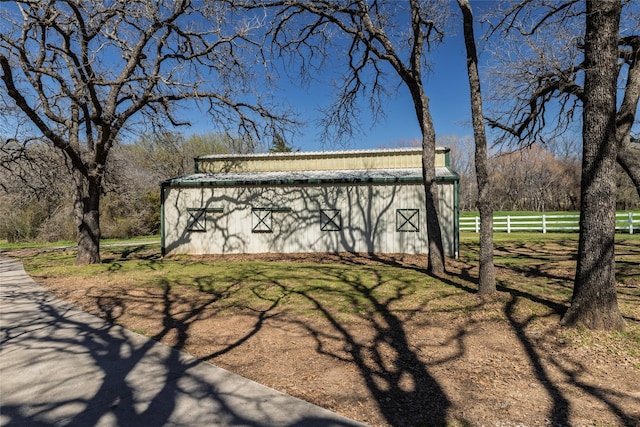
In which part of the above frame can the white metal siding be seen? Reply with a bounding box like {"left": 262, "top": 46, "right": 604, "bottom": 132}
{"left": 196, "top": 148, "right": 449, "bottom": 173}
{"left": 163, "top": 181, "right": 455, "bottom": 257}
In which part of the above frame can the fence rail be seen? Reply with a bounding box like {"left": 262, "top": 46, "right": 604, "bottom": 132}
{"left": 460, "top": 212, "right": 639, "bottom": 234}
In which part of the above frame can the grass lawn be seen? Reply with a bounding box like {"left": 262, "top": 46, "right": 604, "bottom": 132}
{"left": 11, "top": 233, "right": 640, "bottom": 338}
{"left": 4, "top": 234, "right": 640, "bottom": 426}
{"left": 459, "top": 210, "right": 640, "bottom": 217}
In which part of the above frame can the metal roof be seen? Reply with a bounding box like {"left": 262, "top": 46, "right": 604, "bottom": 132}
{"left": 196, "top": 146, "right": 449, "bottom": 161}
{"left": 163, "top": 167, "right": 459, "bottom": 188}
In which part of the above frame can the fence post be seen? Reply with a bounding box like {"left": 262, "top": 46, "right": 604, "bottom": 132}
{"left": 542, "top": 215, "right": 547, "bottom": 234}
{"left": 630, "top": 212, "right": 634, "bottom": 235}
{"left": 507, "top": 215, "right": 511, "bottom": 233}
{"left": 475, "top": 216, "right": 479, "bottom": 233}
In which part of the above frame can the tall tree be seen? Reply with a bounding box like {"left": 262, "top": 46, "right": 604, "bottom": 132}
{"left": 268, "top": 133, "right": 294, "bottom": 152}
{"left": 0, "top": 0, "right": 288, "bottom": 264}
{"left": 245, "top": 0, "right": 450, "bottom": 273}
{"left": 486, "top": 0, "right": 632, "bottom": 330}
{"left": 562, "top": 0, "right": 625, "bottom": 330}
{"left": 457, "top": 0, "right": 495, "bottom": 295}
{"left": 486, "top": 0, "right": 640, "bottom": 199}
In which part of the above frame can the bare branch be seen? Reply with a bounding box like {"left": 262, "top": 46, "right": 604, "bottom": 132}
{"left": 239, "top": 0, "right": 451, "bottom": 272}
{"left": 484, "top": 0, "right": 640, "bottom": 196}
{"left": 243, "top": 0, "right": 448, "bottom": 142}
{"left": 0, "top": 0, "right": 294, "bottom": 262}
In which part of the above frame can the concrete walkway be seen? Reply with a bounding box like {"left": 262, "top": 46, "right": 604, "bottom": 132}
{"left": 0, "top": 256, "right": 367, "bottom": 427}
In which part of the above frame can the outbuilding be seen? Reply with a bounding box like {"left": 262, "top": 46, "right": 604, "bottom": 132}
{"left": 160, "top": 147, "right": 459, "bottom": 258}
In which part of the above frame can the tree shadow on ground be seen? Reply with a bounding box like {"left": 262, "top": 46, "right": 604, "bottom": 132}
{"left": 258, "top": 267, "right": 455, "bottom": 426}
{"left": 503, "top": 294, "right": 639, "bottom": 427}
{"left": 0, "top": 256, "right": 363, "bottom": 427}
{"left": 440, "top": 242, "right": 639, "bottom": 427}
{"left": 144, "top": 255, "right": 458, "bottom": 426}
{"left": 5, "top": 239, "right": 639, "bottom": 427}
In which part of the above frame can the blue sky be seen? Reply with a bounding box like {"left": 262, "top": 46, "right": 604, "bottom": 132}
{"left": 1, "top": 0, "right": 491, "bottom": 153}
{"left": 4, "top": 1, "right": 636, "bottom": 154}
{"left": 183, "top": 24, "right": 477, "bottom": 152}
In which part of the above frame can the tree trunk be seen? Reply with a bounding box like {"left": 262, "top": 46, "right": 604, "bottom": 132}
{"left": 400, "top": 61, "right": 446, "bottom": 274}
{"left": 616, "top": 39, "right": 640, "bottom": 198}
{"left": 412, "top": 90, "right": 445, "bottom": 274}
{"left": 458, "top": 0, "right": 495, "bottom": 295}
{"left": 561, "top": 0, "right": 624, "bottom": 330}
{"left": 617, "top": 144, "right": 640, "bottom": 198}
{"left": 73, "top": 169, "right": 101, "bottom": 265}
{"left": 422, "top": 140, "right": 445, "bottom": 275}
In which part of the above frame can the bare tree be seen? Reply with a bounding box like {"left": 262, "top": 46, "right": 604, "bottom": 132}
{"left": 438, "top": 135, "right": 477, "bottom": 211}
{"left": 457, "top": 0, "right": 495, "bottom": 295}
{"left": 243, "top": 0, "right": 450, "bottom": 273}
{"left": 562, "top": 0, "right": 625, "bottom": 330}
{"left": 486, "top": 0, "right": 630, "bottom": 330}
{"left": 485, "top": 0, "right": 640, "bottom": 198}
{"left": 489, "top": 145, "right": 580, "bottom": 211}
{"left": 0, "top": 0, "right": 290, "bottom": 264}
{"left": 0, "top": 136, "right": 74, "bottom": 242}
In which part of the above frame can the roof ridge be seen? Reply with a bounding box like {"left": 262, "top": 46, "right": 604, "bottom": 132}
{"left": 197, "top": 146, "right": 449, "bottom": 160}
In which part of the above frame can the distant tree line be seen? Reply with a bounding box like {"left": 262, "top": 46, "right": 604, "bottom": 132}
{"left": 3, "top": 130, "right": 634, "bottom": 244}
{"left": 0, "top": 132, "right": 244, "bottom": 243}
{"left": 442, "top": 135, "right": 639, "bottom": 213}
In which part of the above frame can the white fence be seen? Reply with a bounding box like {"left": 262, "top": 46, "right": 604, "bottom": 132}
{"left": 460, "top": 212, "right": 639, "bottom": 234}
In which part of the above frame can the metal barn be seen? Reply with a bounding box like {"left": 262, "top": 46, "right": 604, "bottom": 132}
{"left": 160, "top": 147, "right": 460, "bottom": 257}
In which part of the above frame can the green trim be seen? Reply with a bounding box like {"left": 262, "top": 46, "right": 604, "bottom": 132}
{"left": 396, "top": 209, "right": 420, "bottom": 232}
{"left": 187, "top": 207, "right": 224, "bottom": 213}
{"left": 251, "top": 209, "right": 273, "bottom": 233}
{"left": 160, "top": 184, "right": 166, "bottom": 257}
{"left": 163, "top": 174, "right": 459, "bottom": 189}
{"left": 252, "top": 207, "right": 292, "bottom": 212}
{"left": 320, "top": 209, "right": 342, "bottom": 231}
{"left": 187, "top": 209, "right": 207, "bottom": 232}
{"left": 443, "top": 167, "right": 460, "bottom": 181}
{"left": 454, "top": 179, "right": 460, "bottom": 259}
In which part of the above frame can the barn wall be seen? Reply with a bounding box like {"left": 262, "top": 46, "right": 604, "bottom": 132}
{"left": 196, "top": 148, "right": 450, "bottom": 174}
{"left": 162, "top": 181, "right": 456, "bottom": 257}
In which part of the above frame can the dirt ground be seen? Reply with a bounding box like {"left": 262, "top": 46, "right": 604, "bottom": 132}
{"left": 24, "top": 251, "right": 640, "bottom": 427}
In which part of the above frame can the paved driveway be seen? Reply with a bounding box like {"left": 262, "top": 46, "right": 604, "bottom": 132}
{"left": 0, "top": 256, "right": 366, "bottom": 427}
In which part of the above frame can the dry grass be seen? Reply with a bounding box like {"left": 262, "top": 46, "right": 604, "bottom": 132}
{"left": 7, "top": 234, "right": 640, "bottom": 427}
